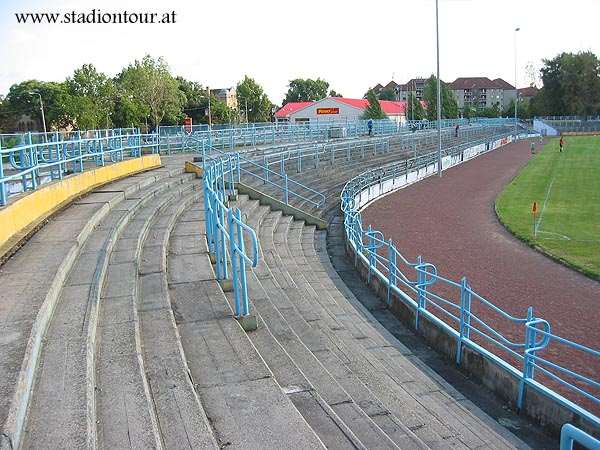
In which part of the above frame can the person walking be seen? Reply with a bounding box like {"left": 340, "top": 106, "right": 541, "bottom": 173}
{"left": 559, "top": 135, "right": 564, "bottom": 153}
{"left": 367, "top": 119, "right": 373, "bottom": 137}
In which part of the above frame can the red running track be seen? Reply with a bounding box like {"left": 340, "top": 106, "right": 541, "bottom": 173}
{"left": 362, "top": 139, "right": 600, "bottom": 409}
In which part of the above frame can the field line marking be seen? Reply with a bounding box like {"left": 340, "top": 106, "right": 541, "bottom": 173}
{"left": 535, "top": 176, "right": 556, "bottom": 234}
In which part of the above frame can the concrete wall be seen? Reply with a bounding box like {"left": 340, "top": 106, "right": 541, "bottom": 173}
{"left": 533, "top": 119, "right": 559, "bottom": 136}
{"left": 0, "top": 154, "right": 162, "bottom": 260}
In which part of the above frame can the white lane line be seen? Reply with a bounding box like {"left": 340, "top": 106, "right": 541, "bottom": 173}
{"left": 535, "top": 176, "right": 556, "bottom": 235}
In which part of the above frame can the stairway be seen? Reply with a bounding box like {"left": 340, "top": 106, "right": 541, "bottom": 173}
{"left": 227, "top": 190, "right": 526, "bottom": 449}
{"left": 0, "top": 147, "right": 533, "bottom": 449}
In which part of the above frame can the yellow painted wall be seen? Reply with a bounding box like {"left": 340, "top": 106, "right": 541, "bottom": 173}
{"left": 0, "top": 155, "right": 161, "bottom": 253}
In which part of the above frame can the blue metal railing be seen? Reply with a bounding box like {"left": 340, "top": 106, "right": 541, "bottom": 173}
{"left": 560, "top": 424, "right": 600, "bottom": 450}
{"left": 0, "top": 129, "right": 159, "bottom": 206}
{"left": 192, "top": 135, "right": 326, "bottom": 209}
{"left": 158, "top": 117, "right": 517, "bottom": 153}
{"left": 340, "top": 135, "right": 600, "bottom": 429}
{"left": 203, "top": 153, "right": 259, "bottom": 318}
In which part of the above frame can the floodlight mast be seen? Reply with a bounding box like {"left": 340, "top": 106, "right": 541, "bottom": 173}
{"left": 436, "top": 0, "right": 442, "bottom": 177}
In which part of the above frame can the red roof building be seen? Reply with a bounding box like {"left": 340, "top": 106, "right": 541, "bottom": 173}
{"left": 274, "top": 102, "right": 314, "bottom": 119}
{"left": 274, "top": 97, "right": 407, "bottom": 124}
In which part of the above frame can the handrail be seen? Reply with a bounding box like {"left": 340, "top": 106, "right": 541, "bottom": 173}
{"left": 340, "top": 131, "right": 600, "bottom": 428}
{"left": 203, "top": 153, "right": 260, "bottom": 318}
{"left": 560, "top": 424, "right": 600, "bottom": 450}
{"left": 189, "top": 134, "right": 326, "bottom": 209}
{"left": 0, "top": 130, "right": 158, "bottom": 206}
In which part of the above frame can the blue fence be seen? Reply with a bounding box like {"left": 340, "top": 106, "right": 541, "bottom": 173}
{"left": 560, "top": 424, "right": 600, "bottom": 450}
{"left": 340, "top": 139, "right": 600, "bottom": 429}
{"left": 158, "top": 117, "right": 516, "bottom": 153}
{"left": 202, "top": 153, "right": 259, "bottom": 318}
{"left": 0, "top": 129, "right": 159, "bottom": 206}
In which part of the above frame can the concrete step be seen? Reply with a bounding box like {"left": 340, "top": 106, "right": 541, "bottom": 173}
{"left": 241, "top": 147, "right": 413, "bottom": 215}
{"left": 136, "top": 187, "right": 218, "bottom": 450}
{"left": 233, "top": 206, "right": 410, "bottom": 449}
{"left": 231, "top": 195, "right": 526, "bottom": 449}
{"left": 165, "top": 193, "right": 325, "bottom": 450}
{"left": 297, "top": 222, "right": 526, "bottom": 449}
{"left": 0, "top": 158, "right": 193, "bottom": 450}
{"left": 94, "top": 181, "right": 200, "bottom": 450}
{"left": 20, "top": 173, "right": 198, "bottom": 450}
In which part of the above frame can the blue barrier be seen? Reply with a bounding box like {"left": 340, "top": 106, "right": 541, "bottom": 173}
{"left": 203, "top": 153, "right": 259, "bottom": 318}
{"left": 193, "top": 135, "right": 326, "bottom": 209}
{"left": 560, "top": 424, "right": 600, "bottom": 450}
{"left": 0, "top": 129, "right": 159, "bottom": 206}
{"left": 158, "top": 117, "right": 517, "bottom": 153}
{"left": 340, "top": 136, "right": 600, "bottom": 429}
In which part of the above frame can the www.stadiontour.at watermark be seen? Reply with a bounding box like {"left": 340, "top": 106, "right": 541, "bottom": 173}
{"left": 15, "top": 9, "right": 177, "bottom": 25}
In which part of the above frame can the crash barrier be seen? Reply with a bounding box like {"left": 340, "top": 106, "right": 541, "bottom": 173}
{"left": 202, "top": 154, "right": 259, "bottom": 321}
{"left": 0, "top": 129, "right": 159, "bottom": 205}
{"left": 157, "top": 117, "right": 516, "bottom": 153}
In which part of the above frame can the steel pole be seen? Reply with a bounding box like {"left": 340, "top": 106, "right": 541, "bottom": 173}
{"left": 514, "top": 27, "right": 520, "bottom": 139}
{"left": 436, "top": 0, "right": 442, "bottom": 177}
{"left": 207, "top": 87, "right": 212, "bottom": 129}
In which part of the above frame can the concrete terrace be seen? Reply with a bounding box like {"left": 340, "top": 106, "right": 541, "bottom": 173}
{"left": 0, "top": 130, "right": 558, "bottom": 449}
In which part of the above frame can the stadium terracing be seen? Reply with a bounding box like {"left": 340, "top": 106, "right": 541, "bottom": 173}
{"left": 0, "top": 118, "right": 598, "bottom": 449}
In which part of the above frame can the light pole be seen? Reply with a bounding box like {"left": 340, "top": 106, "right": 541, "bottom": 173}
{"left": 207, "top": 87, "right": 212, "bottom": 129}
{"left": 29, "top": 91, "right": 47, "bottom": 134}
{"left": 514, "top": 27, "right": 520, "bottom": 139}
{"left": 435, "top": 0, "right": 442, "bottom": 177}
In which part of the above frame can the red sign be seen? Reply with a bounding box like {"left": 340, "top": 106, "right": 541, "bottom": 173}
{"left": 316, "top": 107, "right": 340, "bottom": 115}
{"left": 183, "top": 117, "right": 193, "bottom": 133}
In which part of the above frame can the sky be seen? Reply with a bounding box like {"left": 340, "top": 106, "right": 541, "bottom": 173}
{"left": 0, "top": 0, "right": 598, "bottom": 105}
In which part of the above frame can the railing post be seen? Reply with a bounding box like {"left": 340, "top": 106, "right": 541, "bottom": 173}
{"left": 415, "top": 256, "right": 425, "bottom": 330}
{"left": 228, "top": 208, "right": 242, "bottom": 316}
{"left": 0, "top": 141, "right": 5, "bottom": 206}
{"left": 387, "top": 239, "right": 396, "bottom": 305}
{"left": 263, "top": 156, "right": 268, "bottom": 184}
{"left": 236, "top": 208, "right": 250, "bottom": 316}
{"left": 456, "top": 276, "right": 471, "bottom": 366}
{"left": 367, "top": 225, "right": 375, "bottom": 283}
{"left": 284, "top": 174, "right": 289, "bottom": 205}
{"left": 517, "top": 306, "right": 535, "bottom": 411}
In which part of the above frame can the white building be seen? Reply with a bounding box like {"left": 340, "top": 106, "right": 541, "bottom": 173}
{"left": 275, "top": 97, "right": 406, "bottom": 124}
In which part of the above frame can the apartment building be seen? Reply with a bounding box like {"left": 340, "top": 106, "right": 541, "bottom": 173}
{"left": 448, "top": 77, "right": 516, "bottom": 112}
{"left": 210, "top": 87, "right": 238, "bottom": 109}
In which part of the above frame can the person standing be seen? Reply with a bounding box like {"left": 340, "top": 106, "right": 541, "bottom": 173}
{"left": 455, "top": 124, "right": 459, "bottom": 138}
{"left": 367, "top": 119, "right": 373, "bottom": 137}
{"left": 559, "top": 135, "right": 564, "bottom": 153}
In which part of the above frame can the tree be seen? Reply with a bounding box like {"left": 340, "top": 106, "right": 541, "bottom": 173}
{"left": 65, "top": 64, "right": 115, "bottom": 129}
{"left": 2, "top": 80, "right": 72, "bottom": 131}
{"left": 423, "top": 75, "right": 459, "bottom": 120}
{"left": 378, "top": 87, "right": 397, "bottom": 101}
{"left": 329, "top": 89, "right": 343, "bottom": 97}
{"left": 362, "top": 89, "right": 387, "bottom": 120}
{"left": 535, "top": 51, "right": 600, "bottom": 116}
{"left": 236, "top": 75, "right": 273, "bottom": 122}
{"left": 177, "top": 77, "right": 209, "bottom": 125}
{"left": 503, "top": 99, "right": 530, "bottom": 120}
{"left": 116, "top": 55, "right": 185, "bottom": 129}
{"left": 283, "top": 78, "right": 329, "bottom": 103}
{"left": 405, "top": 92, "right": 425, "bottom": 120}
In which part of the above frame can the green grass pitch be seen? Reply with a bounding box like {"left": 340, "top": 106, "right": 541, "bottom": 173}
{"left": 496, "top": 135, "right": 600, "bottom": 279}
